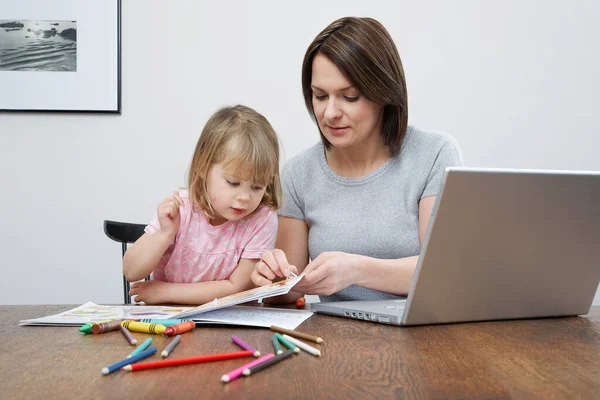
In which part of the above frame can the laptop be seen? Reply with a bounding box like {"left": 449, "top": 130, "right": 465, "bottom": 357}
{"left": 310, "top": 167, "right": 600, "bottom": 326}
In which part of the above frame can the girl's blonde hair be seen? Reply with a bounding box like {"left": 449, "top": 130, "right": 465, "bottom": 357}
{"left": 188, "top": 105, "right": 282, "bottom": 220}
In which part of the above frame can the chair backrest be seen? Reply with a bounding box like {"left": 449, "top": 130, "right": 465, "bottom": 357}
{"left": 103, "top": 220, "right": 147, "bottom": 304}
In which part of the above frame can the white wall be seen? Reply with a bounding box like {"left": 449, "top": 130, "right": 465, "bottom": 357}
{"left": 1, "top": 0, "right": 599, "bottom": 305}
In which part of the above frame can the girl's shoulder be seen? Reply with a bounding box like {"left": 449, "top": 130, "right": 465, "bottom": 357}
{"left": 244, "top": 204, "right": 277, "bottom": 226}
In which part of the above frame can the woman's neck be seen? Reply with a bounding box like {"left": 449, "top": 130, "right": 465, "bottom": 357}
{"left": 325, "top": 136, "right": 390, "bottom": 178}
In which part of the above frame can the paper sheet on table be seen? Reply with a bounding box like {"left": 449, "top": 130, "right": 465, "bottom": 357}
{"left": 192, "top": 306, "right": 313, "bottom": 330}
{"left": 18, "top": 302, "right": 193, "bottom": 326}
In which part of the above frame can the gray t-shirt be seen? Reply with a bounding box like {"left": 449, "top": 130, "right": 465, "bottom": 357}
{"left": 279, "top": 125, "right": 464, "bottom": 302}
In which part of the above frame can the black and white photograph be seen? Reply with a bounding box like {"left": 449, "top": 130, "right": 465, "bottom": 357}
{"left": 0, "top": 0, "right": 120, "bottom": 113}
{"left": 0, "top": 20, "right": 77, "bottom": 72}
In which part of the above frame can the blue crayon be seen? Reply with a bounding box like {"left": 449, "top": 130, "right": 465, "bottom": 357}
{"left": 100, "top": 347, "right": 157, "bottom": 375}
{"left": 139, "top": 318, "right": 191, "bottom": 327}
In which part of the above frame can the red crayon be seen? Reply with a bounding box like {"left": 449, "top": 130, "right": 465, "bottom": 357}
{"left": 163, "top": 320, "right": 196, "bottom": 336}
{"left": 122, "top": 350, "right": 253, "bottom": 372}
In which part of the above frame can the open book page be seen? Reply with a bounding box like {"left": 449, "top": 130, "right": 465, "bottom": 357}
{"left": 19, "top": 302, "right": 194, "bottom": 326}
{"left": 193, "top": 306, "right": 313, "bottom": 330}
{"left": 172, "top": 274, "right": 304, "bottom": 319}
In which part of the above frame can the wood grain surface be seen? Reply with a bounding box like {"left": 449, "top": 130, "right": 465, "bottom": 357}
{"left": 1, "top": 305, "right": 599, "bottom": 400}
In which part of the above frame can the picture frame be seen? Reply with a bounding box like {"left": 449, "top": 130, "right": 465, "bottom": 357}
{"left": 0, "top": 0, "right": 121, "bottom": 113}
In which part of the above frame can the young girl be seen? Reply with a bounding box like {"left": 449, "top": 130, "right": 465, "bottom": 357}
{"left": 123, "top": 105, "right": 281, "bottom": 305}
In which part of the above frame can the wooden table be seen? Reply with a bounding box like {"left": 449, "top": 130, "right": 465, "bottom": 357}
{"left": 1, "top": 305, "right": 599, "bottom": 399}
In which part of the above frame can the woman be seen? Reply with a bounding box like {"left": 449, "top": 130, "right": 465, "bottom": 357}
{"left": 251, "top": 17, "right": 463, "bottom": 303}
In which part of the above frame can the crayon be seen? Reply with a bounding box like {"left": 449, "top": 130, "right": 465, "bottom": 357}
{"left": 161, "top": 335, "right": 181, "bottom": 358}
{"left": 78, "top": 319, "right": 112, "bottom": 334}
{"left": 270, "top": 325, "right": 323, "bottom": 344}
{"left": 127, "top": 337, "right": 153, "bottom": 358}
{"left": 100, "top": 347, "right": 156, "bottom": 375}
{"left": 243, "top": 349, "right": 295, "bottom": 376}
{"left": 139, "top": 318, "right": 191, "bottom": 327}
{"left": 91, "top": 320, "right": 123, "bottom": 334}
{"left": 163, "top": 320, "right": 196, "bottom": 336}
{"left": 296, "top": 297, "right": 306, "bottom": 309}
{"left": 123, "top": 350, "right": 253, "bottom": 372}
{"left": 274, "top": 333, "right": 300, "bottom": 354}
{"left": 282, "top": 334, "right": 321, "bottom": 357}
{"left": 231, "top": 335, "right": 260, "bottom": 357}
{"left": 271, "top": 334, "right": 284, "bottom": 355}
{"left": 119, "top": 325, "right": 138, "bottom": 346}
{"left": 221, "top": 353, "right": 275, "bottom": 383}
{"left": 121, "top": 320, "right": 166, "bottom": 335}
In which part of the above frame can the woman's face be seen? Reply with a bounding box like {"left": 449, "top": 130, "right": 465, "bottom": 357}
{"left": 311, "top": 54, "right": 384, "bottom": 150}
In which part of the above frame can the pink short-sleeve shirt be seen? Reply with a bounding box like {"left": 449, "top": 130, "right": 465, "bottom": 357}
{"left": 144, "top": 190, "right": 277, "bottom": 283}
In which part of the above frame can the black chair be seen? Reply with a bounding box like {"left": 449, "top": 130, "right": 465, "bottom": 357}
{"left": 103, "top": 220, "right": 148, "bottom": 304}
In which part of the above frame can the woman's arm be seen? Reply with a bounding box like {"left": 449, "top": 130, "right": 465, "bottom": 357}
{"left": 129, "top": 257, "right": 257, "bottom": 305}
{"left": 296, "top": 196, "right": 436, "bottom": 296}
{"left": 251, "top": 216, "right": 309, "bottom": 304}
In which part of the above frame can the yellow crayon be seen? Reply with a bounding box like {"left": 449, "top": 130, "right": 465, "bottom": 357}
{"left": 121, "top": 320, "right": 167, "bottom": 335}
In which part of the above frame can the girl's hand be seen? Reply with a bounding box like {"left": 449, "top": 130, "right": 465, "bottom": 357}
{"left": 157, "top": 191, "right": 184, "bottom": 240}
{"left": 129, "top": 280, "right": 171, "bottom": 304}
{"left": 251, "top": 249, "right": 298, "bottom": 286}
{"left": 294, "top": 252, "right": 363, "bottom": 295}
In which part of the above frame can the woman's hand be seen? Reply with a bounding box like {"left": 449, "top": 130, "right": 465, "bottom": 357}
{"left": 294, "top": 251, "right": 363, "bottom": 295}
{"left": 157, "top": 191, "right": 184, "bottom": 240}
{"left": 251, "top": 249, "right": 298, "bottom": 286}
{"left": 129, "top": 280, "right": 171, "bottom": 304}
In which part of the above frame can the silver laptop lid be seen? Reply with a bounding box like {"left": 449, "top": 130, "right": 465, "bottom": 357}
{"left": 402, "top": 167, "right": 600, "bottom": 325}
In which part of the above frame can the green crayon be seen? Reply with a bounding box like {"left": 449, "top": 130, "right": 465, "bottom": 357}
{"left": 274, "top": 333, "right": 300, "bottom": 354}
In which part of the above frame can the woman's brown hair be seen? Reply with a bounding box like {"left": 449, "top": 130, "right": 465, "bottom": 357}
{"left": 301, "top": 17, "right": 408, "bottom": 157}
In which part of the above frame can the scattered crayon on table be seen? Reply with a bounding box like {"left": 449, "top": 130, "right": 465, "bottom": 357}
{"left": 139, "top": 318, "right": 191, "bottom": 327}
{"left": 270, "top": 325, "right": 323, "bottom": 344}
{"left": 163, "top": 320, "right": 196, "bottom": 336}
{"left": 282, "top": 334, "right": 321, "bottom": 357}
{"left": 274, "top": 333, "right": 300, "bottom": 354}
{"left": 221, "top": 353, "right": 275, "bottom": 383}
{"left": 91, "top": 320, "right": 123, "bottom": 334}
{"left": 121, "top": 320, "right": 166, "bottom": 335}
{"left": 243, "top": 349, "right": 295, "bottom": 376}
{"left": 123, "top": 350, "right": 253, "bottom": 372}
{"left": 78, "top": 319, "right": 112, "bottom": 334}
{"left": 100, "top": 347, "right": 156, "bottom": 375}
{"left": 127, "top": 337, "right": 153, "bottom": 358}
{"left": 271, "top": 334, "right": 284, "bottom": 355}
{"left": 119, "top": 325, "right": 138, "bottom": 346}
{"left": 161, "top": 335, "right": 181, "bottom": 358}
{"left": 231, "top": 335, "right": 260, "bottom": 357}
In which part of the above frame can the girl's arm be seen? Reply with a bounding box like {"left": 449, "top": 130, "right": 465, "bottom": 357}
{"left": 129, "top": 258, "right": 256, "bottom": 305}
{"left": 123, "top": 192, "right": 184, "bottom": 282}
{"left": 122, "top": 232, "right": 172, "bottom": 282}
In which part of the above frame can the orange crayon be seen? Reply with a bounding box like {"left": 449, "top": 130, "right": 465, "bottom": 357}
{"left": 163, "top": 320, "right": 196, "bottom": 336}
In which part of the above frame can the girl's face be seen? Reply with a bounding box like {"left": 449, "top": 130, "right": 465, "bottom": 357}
{"left": 205, "top": 162, "right": 267, "bottom": 225}
{"left": 311, "top": 54, "right": 384, "bottom": 151}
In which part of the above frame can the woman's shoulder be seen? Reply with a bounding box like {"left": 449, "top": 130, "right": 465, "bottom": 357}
{"left": 282, "top": 142, "right": 323, "bottom": 172}
{"left": 401, "top": 125, "right": 464, "bottom": 167}
{"left": 405, "top": 125, "right": 460, "bottom": 149}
